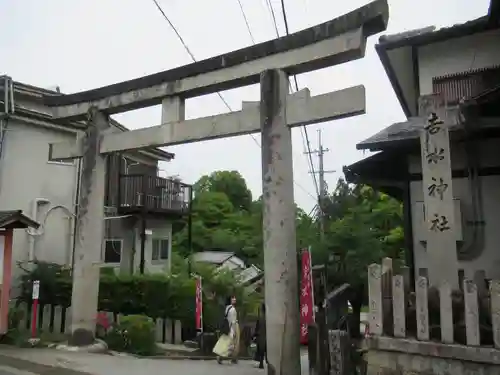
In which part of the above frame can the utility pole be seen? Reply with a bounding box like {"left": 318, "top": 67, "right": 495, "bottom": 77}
{"left": 305, "top": 129, "right": 335, "bottom": 239}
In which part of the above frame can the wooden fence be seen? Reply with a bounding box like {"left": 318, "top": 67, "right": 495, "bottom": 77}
{"left": 15, "top": 302, "right": 183, "bottom": 344}
{"left": 368, "top": 257, "right": 500, "bottom": 348}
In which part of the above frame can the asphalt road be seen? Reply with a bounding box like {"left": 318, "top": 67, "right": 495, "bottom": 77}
{"left": 0, "top": 351, "right": 311, "bottom": 375}
{"left": 0, "top": 365, "right": 38, "bottom": 375}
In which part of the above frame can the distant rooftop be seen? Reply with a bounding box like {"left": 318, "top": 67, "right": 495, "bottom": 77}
{"left": 192, "top": 251, "right": 236, "bottom": 265}
{"left": 237, "top": 265, "right": 263, "bottom": 284}
{"left": 376, "top": 0, "right": 498, "bottom": 51}
{"left": 1, "top": 78, "right": 174, "bottom": 162}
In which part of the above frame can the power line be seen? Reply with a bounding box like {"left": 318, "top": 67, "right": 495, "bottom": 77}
{"left": 151, "top": 0, "right": 196, "bottom": 61}
{"left": 235, "top": 0, "right": 318, "bottom": 202}
{"left": 279, "top": 0, "right": 320, "bottom": 198}
{"left": 236, "top": 0, "right": 256, "bottom": 44}
{"left": 150, "top": 0, "right": 317, "bottom": 202}
{"left": 265, "top": 0, "right": 281, "bottom": 38}
{"left": 265, "top": 0, "right": 319, "bottom": 198}
{"left": 306, "top": 129, "right": 336, "bottom": 239}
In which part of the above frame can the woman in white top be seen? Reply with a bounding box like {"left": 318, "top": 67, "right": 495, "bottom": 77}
{"left": 213, "top": 296, "right": 240, "bottom": 364}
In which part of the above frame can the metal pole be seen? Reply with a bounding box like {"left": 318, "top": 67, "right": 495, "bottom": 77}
{"left": 318, "top": 130, "right": 325, "bottom": 241}
{"left": 260, "top": 69, "right": 300, "bottom": 375}
{"left": 139, "top": 216, "right": 146, "bottom": 274}
{"left": 187, "top": 186, "right": 193, "bottom": 275}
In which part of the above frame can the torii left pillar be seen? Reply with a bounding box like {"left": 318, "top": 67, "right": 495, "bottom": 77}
{"left": 68, "top": 107, "right": 109, "bottom": 346}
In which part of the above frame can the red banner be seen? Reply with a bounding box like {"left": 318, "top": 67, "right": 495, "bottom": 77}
{"left": 195, "top": 276, "right": 203, "bottom": 331}
{"left": 300, "top": 248, "right": 315, "bottom": 344}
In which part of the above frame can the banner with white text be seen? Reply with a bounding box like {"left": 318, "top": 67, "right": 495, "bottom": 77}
{"left": 299, "top": 248, "right": 315, "bottom": 344}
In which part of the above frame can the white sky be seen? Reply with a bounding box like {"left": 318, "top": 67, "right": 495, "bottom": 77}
{"left": 0, "top": 0, "right": 491, "bottom": 212}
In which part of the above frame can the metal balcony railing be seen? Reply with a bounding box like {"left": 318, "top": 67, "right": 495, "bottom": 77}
{"left": 118, "top": 174, "right": 191, "bottom": 215}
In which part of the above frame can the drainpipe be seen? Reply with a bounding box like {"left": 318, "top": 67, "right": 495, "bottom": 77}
{"left": 71, "top": 158, "right": 82, "bottom": 271}
{"left": 403, "top": 180, "right": 415, "bottom": 290}
{"left": 27, "top": 198, "right": 50, "bottom": 261}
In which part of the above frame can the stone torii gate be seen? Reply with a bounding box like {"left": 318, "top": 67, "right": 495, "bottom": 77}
{"left": 45, "top": 1, "right": 388, "bottom": 373}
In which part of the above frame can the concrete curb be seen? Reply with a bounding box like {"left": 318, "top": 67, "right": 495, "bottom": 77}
{"left": 0, "top": 352, "right": 94, "bottom": 375}
{"left": 148, "top": 355, "right": 253, "bottom": 361}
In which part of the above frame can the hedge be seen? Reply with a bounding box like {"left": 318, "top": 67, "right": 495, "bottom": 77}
{"left": 17, "top": 261, "right": 260, "bottom": 330}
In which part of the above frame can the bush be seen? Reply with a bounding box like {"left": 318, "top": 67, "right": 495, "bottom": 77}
{"left": 17, "top": 261, "right": 261, "bottom": 334}
{"left": 105, "top": 315, "right": 156, "bottom": 356}
{"left": 18, "top": 261, "right": 196, "bottom": 321}
{"left": 0, "top": 304, "right": 26, "bottom": 345}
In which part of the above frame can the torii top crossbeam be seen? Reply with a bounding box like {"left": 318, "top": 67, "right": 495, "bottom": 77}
{"left": 43, "top": 0, "right": 388, "bottom": 120}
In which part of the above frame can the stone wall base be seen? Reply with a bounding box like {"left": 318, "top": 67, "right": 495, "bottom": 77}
{"left": 367, "top": 349, "right": 499, "bottom": 375}
{"left": 366, "top": 337, "right": 500, "bottom": 375}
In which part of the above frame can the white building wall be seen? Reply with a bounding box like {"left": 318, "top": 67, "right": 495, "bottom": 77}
{"left": 129, "top": 219, "right": 172, "bottom": 274}
{"left": 409, "top": 137, "right": 500, "bottom": 281}
{"left": 418, "top": 29, "right": 500, "bottom": 95}
{"left": 0, "top": 119, "right": 79, "bottom": 280}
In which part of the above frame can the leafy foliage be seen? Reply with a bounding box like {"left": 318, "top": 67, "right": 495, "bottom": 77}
{"left": 195, "top": 171, "right": 253, "bottom": 212}
{"left": 17, "top": 260, "right": 259, "bottom": 333}
{"left": 174, "top": 172, "right": 404, "bottom": 335}
{"left": 104, "top": 315, "right": 157, "bottom": 356}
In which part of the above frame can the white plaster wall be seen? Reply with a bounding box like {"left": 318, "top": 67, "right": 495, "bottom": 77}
{"left": 0, "top": 119, "right": 79, "bottom": 280}
{"left": 130, "top": 219, "right": 172, "bottom": 274}
{"left": 418, "top": 29, "right": 500, "bottom": 96}
{"left": 409, "top": 136, "right": 500, "bottom": 280}
{"left": 386, "top": 46, "right": 417, "bottom": 114}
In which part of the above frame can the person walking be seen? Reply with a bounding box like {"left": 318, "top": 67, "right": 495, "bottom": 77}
{"left": 253, "top": 303, "right": 267, "bottom": 369}
{"left": 213, "top": 296, "right": 240, "bottom": 364}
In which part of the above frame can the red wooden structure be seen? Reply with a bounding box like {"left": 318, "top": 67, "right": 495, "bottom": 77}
{"left": 0, "top": 210, "right": 39, "bottom": 334}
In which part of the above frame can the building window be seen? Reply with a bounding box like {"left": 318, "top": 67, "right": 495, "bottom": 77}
{"left": 104, "top": 239, "right": 122, "bottom": 263}
{"left": 152, "top": 238, "right": 169, "bottom": 261}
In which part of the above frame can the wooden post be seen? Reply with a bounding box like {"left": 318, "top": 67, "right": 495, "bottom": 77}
{"left": 419, "top": 94, "right": 459, "bottom": 289}
{"left": 0, "top": 229, "right": 13, "bottom": 334}
{"left": 416, "top": 276, "right": 429, "bottom": 341}
{"left": 42, "top": 305, "right": 51, "bottom": 332}
{"left": 464, "top": 279, "right": 480, "bottom": 346}
{"left": 368, "top": 263, "right": 383, "bottom": 335}
{"left": 53, "top": 306, "right": 63, "bottom": 333}
{"left": 392, "top": 275, "right": 406, "bottom": 338}
{"left": 65, "top": 306, "right": 72, "bottom": 334}
{"left": 156, "top": 318, "right": 164, "bottom": 343}
{"left": 490, "top": 280, "right": 500, "bottom": 349}
{"left": 328, "top": 330, "right": 351, "bottom": 375}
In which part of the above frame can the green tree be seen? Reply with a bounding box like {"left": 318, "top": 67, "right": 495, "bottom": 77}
{"left": 317, "top": 181, "right": 404, "bottom": 337}
{"left": 194, "top": 171, "right": 253, "bottom": 212}
{"left": 172, "top": 171, "right": 405, "bottom": 337}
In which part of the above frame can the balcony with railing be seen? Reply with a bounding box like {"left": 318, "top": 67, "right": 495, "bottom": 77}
{"left": 118, "top": 174, "right": 192, "bottom": 216}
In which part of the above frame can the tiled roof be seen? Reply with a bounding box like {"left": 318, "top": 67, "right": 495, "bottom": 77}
{"left": 356, "top": 117, "right": 423, "bottom": 150}
{"left": 0, "top": 210, "right": 40, "bottom": 229}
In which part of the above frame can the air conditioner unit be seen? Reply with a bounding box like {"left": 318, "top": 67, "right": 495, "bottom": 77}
{"left": 104, "top": 206, "right": 117, "bottom": 217}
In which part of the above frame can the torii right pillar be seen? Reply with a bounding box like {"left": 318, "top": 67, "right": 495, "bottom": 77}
{"left": 419, "top": 94, "right": 459, "bottom": 289}
{"left": 261, "top": 69, "right": 301, "bottom": 375}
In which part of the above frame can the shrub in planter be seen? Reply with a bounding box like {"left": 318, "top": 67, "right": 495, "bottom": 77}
{"left": 105, "top": 315, "right": 156, "bottom": 356}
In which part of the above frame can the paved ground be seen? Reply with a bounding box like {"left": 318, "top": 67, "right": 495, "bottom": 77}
{"left": 0, "top": 347, "right": 310, "bottom": 375}
{"left": 0, "top": 366, "right": 37, "bottom": 375}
